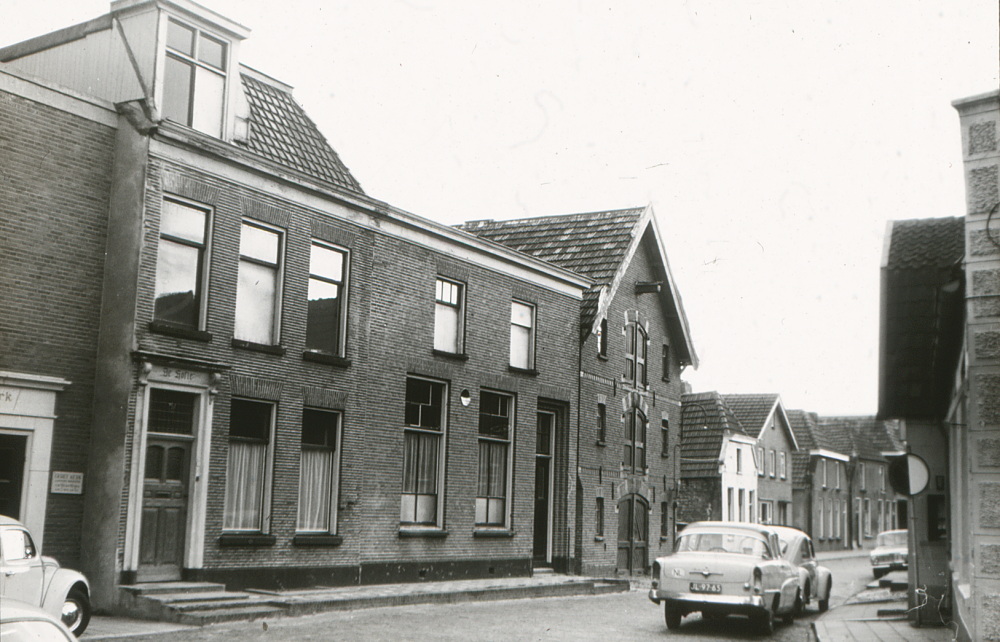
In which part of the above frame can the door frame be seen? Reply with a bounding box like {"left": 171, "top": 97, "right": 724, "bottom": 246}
{"left": 533, "top": 409, "right": 556, "bottom": 564}
{"left": 123, "top": 362, "right": 218, "bottom": 580}
{"left": 617, "top": 493, "right": 649, "bottom": 575}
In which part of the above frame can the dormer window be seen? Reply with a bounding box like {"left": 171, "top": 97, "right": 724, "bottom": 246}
{"left": 163, "top": 18, "right": 228, "bottom": 137}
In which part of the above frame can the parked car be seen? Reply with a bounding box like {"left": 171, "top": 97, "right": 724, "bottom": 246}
{"left": 0, "top": 516, "right": 90, "bottom": 636}
{"left": 648, "top": 521, "right": 801, "bottom": 634}
{"left": 0, "top": 599, "right": 77, "bottom": 641}
{"left": 870, "top": 529, "right": 908, "bottom": 578}
{"left": 769, "top": 525, "right": 833, "bottom": 612}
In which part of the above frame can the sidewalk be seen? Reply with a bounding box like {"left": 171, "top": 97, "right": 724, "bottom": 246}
{"left": 81, "top": 573, "right": 629, "bottom": 640}
{"left": 810, "top": 572, "right": 956, "bottom": 642}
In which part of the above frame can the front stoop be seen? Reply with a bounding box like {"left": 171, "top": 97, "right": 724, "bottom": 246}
{"left": 119, "top": 576, "right": 629, "bottom": 626}
{"left": 120, "top": 582, "right": 287, "bottom": 625}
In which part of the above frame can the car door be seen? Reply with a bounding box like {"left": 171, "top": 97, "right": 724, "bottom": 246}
{"left": 799, "top": 537, "right": 819, "bottom": 600}
{"left": 0, "top": 526, "right": 45, "bottom": 606}
{"left": 764, "top": 533, "right": 796, "bottom": 610}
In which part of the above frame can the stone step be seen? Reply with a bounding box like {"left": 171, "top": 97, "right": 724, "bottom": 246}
{"left": 177, "top": 605, "right": 287, "bottom": 626}
{"left": 144, "top": 590, "right": 261, "bottom": 604}
{"left": 122, "top": 581, "right": 227, "bottom": 596}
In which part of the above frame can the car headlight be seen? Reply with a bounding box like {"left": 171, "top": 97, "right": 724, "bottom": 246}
{"left": 672, "top": 567, "right": 685, "bottom": 578}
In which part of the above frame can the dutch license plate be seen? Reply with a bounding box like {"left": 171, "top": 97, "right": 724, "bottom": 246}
{"left": 690, "top": 582, "right": 722, "bottom": 594}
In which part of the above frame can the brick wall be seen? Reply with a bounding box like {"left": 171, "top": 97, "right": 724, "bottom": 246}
{"left": 0, "top": 87, "right": 115, "bottom": 566}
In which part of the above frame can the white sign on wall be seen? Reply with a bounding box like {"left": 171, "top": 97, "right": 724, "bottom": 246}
{"left": 51, "top": 471, "right": 84, "bottom": 495}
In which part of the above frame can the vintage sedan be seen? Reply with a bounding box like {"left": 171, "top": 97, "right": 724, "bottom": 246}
{"left": 870, "top": 529, "right": 908, "bottom": 578}
{"left": 770, "top": 525, "right": 833, "bottom": 612}
{"left": 649, "top": 522, "right": 801, "bottom": 634}
{"left": 0, "top": 516, "right": 90, "bottom": 636}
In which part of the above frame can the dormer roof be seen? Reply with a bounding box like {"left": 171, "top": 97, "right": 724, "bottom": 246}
{"left": 458, "top": 205, "right": 698, "bottom": 367}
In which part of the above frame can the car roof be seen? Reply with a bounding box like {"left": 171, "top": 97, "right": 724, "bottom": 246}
{"left": 767, "top": 525, "right": 808, "bottom": 541}
{"left": 0, "top": 598, "right": 64, "bottom": 624}
{"left": 0, "top": 514, "right": 24, "bottom": 527}
{"left": 680, "top": 521, "right": 777, "bottom": 538}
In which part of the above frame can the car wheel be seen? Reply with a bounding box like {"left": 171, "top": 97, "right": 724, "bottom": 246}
{"left": 818, "top": 578, "right": 832, "bottom": 613}
{"left": 803, "top": 581, "right": 811, "bottom": 606}
{"left": 790, "top": 590, "right": 804, "bottom": 619}
{"left": 754, "top": 606, "right": 775, "bottom": 635}
{"left": 63, "top": 586, "right": 91, "bottom": 636}
{"left": 664, "top": 604, "right": 682, "bottom": 630}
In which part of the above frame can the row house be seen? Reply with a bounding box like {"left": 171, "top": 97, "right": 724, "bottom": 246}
{"left": 723, "top": 394, "right": 798, "bottom": 526}
{"left": 0, "top": 0, "right": 592, "bottom": 611}
{"left": 675, "top": 392, "right": 758, "bottom": 528}
{"left": 787, "top": 410, "right": 851, "bottom": 552}
{"left": 879, "top": 90, "right": 1000, "bottom": 640}
{"left": 460, "top": 208, "right": 699, "bottom": 577}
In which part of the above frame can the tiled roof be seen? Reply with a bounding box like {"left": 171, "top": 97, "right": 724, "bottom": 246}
{"left": 879, "top": 217, "right": 965, "bottom": 420}
{"left": 791, "top": 451, "right": 811, "bottom": 488}
{"left": 680, "top": 392, "right": 747, "bottom": 477}
{"left": 885, "top": 217, "right": 965, "bottom": 271}
{"left": 238, "top": 72, "right": 364, "bottom": 195}
{"left": 786, "top": 409, "right": 817, "bottom": 451}
{"left": 722, "top": 394, "right": 778, "bottom": 436}
{"left": 817, "top": 417, "right": 897, "bottom": 462}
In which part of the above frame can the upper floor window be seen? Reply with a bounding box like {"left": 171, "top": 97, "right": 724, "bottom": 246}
{"left": 879, "top": 465, "right": 885, "bottom": 491}
{"left": 597, "top": 318, "right": 608, "bottom": 358}
{"left": 477, "top": 391, "right": 514, "bottom": 527}
{"left": 434, "top": 278, "right": 464, "bottom": 354}
{"left": 757, "top": 447, "right": 764, "bottom": 476}
{"left": 780, "top": 452, "right": 786, "bottom": 479}
{"left": 769, "top": 449, "right": 776, "bottom": 478}
{"left": 297, "top": 409, "right": 341, "bottom": 533}
{"left": 163, "top": 18, "right": 228, "bottom": 137}
{"left": 154, "top": 199, "right": 209, "bottom": 328}
{"left": 624, "top": 408, "right": 647, "bottom": 473}
{"left": 597, "top": 402, "right": 607, "bottom": 443}
{"left": 736, "top": 446, "right": 743, "bottom": 474}
{"left": 860, "top": 462, "right": 866, "bottom": 490}
{"left": 624, "top": 322, "right": 647, "bottom": 386}
{"left": 402, "top": 377, "right": 447, "bottom": 526}
{"left": 235, "top": 222, "right": 283, "bottom": 345}
{"left": 821, "top": 459, "right": 827, "bottom": 488}
{"left": 835, "top": 462, "right": 840, "bottom": 489}
{"left": 306, "top": 242, "right": 348, "bottom": 356}
{"left": 661, "top": 414, "right": 669, "bottom": 457}
{"left": 661, "top": 344, "right": 670, "bottom": 381}
{"left": 510, "top": 301, "right": 535, "bottom": 370}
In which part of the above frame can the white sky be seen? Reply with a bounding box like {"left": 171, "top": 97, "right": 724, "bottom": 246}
{"left": 4, "top": 1, "right": 997, "bottom": 415}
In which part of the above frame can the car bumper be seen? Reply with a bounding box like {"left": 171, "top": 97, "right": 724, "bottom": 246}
{"left": 649, "top": 588, "right": 766, "bottom": 612}
{"left": 872, "top": 562, "right": 907, "bottom": 572}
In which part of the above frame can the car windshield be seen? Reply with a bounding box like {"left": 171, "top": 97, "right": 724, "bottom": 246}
{"left": 877, "top": 531, "right": 907, "bottom": 547}
{"left": 676, "top": 531, "right": 770, "bottom": 557}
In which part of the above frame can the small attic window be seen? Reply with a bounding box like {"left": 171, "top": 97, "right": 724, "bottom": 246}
{"left": 163, "top": 18, "right": 228, "bottom": 138}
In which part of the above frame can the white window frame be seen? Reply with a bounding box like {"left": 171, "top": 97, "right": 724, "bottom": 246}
{"left": 749, "top": 490, "right": 755, "bottom": 523}
{"left": 153, "top": 197, "right": 212, "bottom": 330}
{"left": 296, "top": 408, "right": 342, "bottom": 534}
{"left": 860, "top": 462, "right": 866, "bottom": 490}
{"left": 769, "top": 449, "right": 776, "bottom": 478}
{"left": 401, "top": 377, "right": 448, "bottom": 528}
{"left": 162, "top": 16, "right": 230, "bottom": 137}
{"left": 835, "top": 462, "right": 840, "bottom": 489}
{"left": 736, "top": 446, "right": 742, "bottom": 474}
{"left": 509, "top": 300, "right": 535, "bottom": 370}
{"left": 223, "top": 398, "right": 275, "bottom": 533}
{"left": 235, "top": 220, "right": 284, "bottom": 345}
{"left": 819, "top": 496, "right": 825, "bottom": 539}
{"left": 476, "top": 390, "right": 515, "bottom": 528}
{"left": 757, "top": 447, "right": 764, "bottom": 476}
{"left": 434, "top": 277, "right": 464, "bottom": 354}
{"left": 727, "top": 487, "right": 735, "bottom": 521}
{"left": 864, "top": 498, "right": 872, "bottom": 537}
{"left": 305, "top": 241, "right": 349, "bottom": 357}
{"left": 780, "top": 451, "right": 786, "bottom": 479}
{"left": 760, "top": 500, "right": 773, "bottom": 525}
{"left": 822, "top": 459, "right": 827, "bottom": 488}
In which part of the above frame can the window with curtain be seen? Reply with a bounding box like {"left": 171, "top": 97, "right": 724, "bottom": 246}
{"left": 235, "top": 221, "right": 283, "bottom": 345}
{"left": 154, "top": 199, "right": 209, "bottom": 328}
{"left": 224, "top": 399, "right": 272, "bottom": 531}
{"left": 297, "top": 409, "right": 340, "bottom": 533}
{"left": 509, "top": 301, "right": 534, "bottom": 369}
{"left": 306, "top": 242, "right": 347, "bottom": 355}
{"left": 434, "top": 278, "right": 463, "bottom": 353}
{"left": 477, "top": 391, "right": 513, "bottom": 526}
{"left": 401, "top": 377, "right": 445, "bottom": 525}
{"left": 623, "top": 408, "right": 646, "bottom": 473}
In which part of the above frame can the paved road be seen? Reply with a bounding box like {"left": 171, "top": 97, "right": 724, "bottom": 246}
{"left": 103, "top": 556, "right": 874, "bottom": 642}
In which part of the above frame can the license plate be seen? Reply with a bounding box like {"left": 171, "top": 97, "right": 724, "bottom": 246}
{"left": 690, "top": 582, "right": 722, "bottom": 594}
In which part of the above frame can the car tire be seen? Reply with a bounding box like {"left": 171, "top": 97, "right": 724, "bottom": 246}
{"left": 818, "top": 578, "right": 832, "bottom": 613}
{"left": 790, "top": 590, "right": 803, "bottom": 620}
{"left": 63, "top": 586, "right": 91, "bottom": 636}
{"left": 803, "top": 581, "right": 811, "bottom": 606}
{"left": 754, "top": 605, "right": 775, "bottom": 635}
{"left": 664, "top": 604, "right": 682, "bottom": 630}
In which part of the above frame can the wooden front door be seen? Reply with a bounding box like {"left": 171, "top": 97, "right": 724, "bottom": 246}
{"left": 138, "top": 388, "right": 197, "bottom": 582}
{"left": 533, "top": 411, "right": 555, "bottom": 564}
{"left": 617, "top": 494, "right": 648, "bottom": 575}
{"left": 0, "top": 434, "right": 27, "bottom": 519}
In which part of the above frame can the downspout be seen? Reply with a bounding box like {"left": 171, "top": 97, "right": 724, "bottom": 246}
{"left": 573, "top": 317, "right": 584, "bottom": 575}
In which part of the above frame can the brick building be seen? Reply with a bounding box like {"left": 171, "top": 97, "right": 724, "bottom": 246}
{"left": 460, "top": 206, "right": 699, "bottom": 576}
{"left": 1, "top": 0, "right": 592, "bottom": 612}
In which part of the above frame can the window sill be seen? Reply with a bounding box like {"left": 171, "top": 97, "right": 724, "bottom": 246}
{"left": 293, "top": 534, "right": 343, "bottom": 547}
{"left": 596, "top": 440, "right": 606, "bottom": 447}
{"left": 473, "top": 528, "right": 514, "bottom": 538}
{"left": 231, "top": 338, "right": 286, "bottom": 355}
{"left": 398, "top": 528, "right": 449, "bottom": 539}
{"left": 302, "top": 351, "right": 351, "bottom": 367}
{"left": 149, "top": 321, "right": 212, "bottom": 342}
{"left": 432, "top": 349, "right": 469, "bottom": 361}
{"left": 507, "top": 365, "right": 538, "bottom": 376}
{"left": 594, "top": 536, "right": 605, "bottom": 542}
{"left": 218, "top": 534, "right": 276, "bottom": 547}
{"left": 597, "top": 354, "right": 608, "bottom": 361}
{"left": 660, "top": 536, "right": 670, "bottom": 543}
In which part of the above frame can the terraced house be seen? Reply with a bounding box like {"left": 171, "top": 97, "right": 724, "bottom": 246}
{"left": 1, "top": 0, "right": 593, "bottom": 612}
{"left": 460, "top": 207, "right": 699, "bottom": 577}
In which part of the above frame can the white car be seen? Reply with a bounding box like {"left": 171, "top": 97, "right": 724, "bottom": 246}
{"left": 0, "top": 516, "right": 90, "bottom": 636}
{"left": 0, "top": 599, "right": 77, "bottom": 641}
{"left": 870, "top": 529, "right": 908, "bottom": 578}
{"left": 648, "top": 522, "right": 801, "bottom": 634}
{"left": 769, "top": 525, "right": 833, "bottom": 612}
